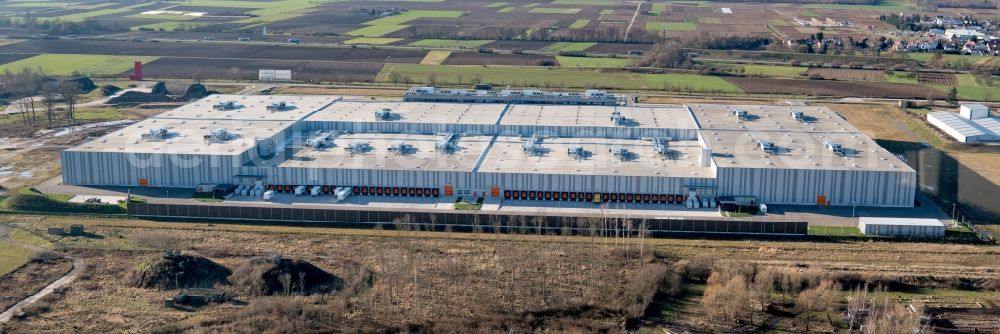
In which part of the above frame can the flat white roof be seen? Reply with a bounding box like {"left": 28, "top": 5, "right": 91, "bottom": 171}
{"left": 928, "top": 111, "right": 989, "bottom": 137}
{"left": 961, "top": 103, "right": 988, "bottom": 110}
{"left": 860, "top": 217, "right": 945, "bottom": 227}
{"left": 157, "top": 95, "right": 339, "bottom": 121}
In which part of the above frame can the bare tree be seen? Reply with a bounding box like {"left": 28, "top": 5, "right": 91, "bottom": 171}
{"left": 41, "top": 84, "right": 58, "bottom": 126}
{"left": 388, "top": 71, "right": 403, "bottom": 86}
{"left": 59, "top": 82, "right": 82, "bottom": 123}
{"left": 424, "top": 71, "right": 438, "bottom": 86}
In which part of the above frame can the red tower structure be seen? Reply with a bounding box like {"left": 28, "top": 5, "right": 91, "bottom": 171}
{"left": 128, "top": 61, "right": 143, "bottom": 81}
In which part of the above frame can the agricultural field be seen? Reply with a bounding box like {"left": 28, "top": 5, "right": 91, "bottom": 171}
{"left": 555, "top": 56, "right": 631, "bottom": 68}
{"left": 343, "top": 37, "right": 403, "bottom": 45}
{"left": 540, "top": 42, "right": 595, "bottom": 52}
{"left": 419, "top": 50, "right": 452, "bottom": 65}
{"left": 724, "top": 77, "right": 946, "bottom": 99}
{"left": 377, "top": 63, "right": 741, "bottom": 92}
{"left": 804, "top": 68, "right": 885, "bottom": 81}
{"left": 408, "top": 39, "right": 493, "bottom": 48}
{"left": 0, "top": 54, "right": 159, "bottom": 76}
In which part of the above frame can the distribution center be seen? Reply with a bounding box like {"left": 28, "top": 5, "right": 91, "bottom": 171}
{"left": 61, "top": 93, "right": 917, "bottom": 208}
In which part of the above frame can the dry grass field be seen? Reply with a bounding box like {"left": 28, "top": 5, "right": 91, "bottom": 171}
{"left": 0, "top": 214, "right": 997, "bottom": 332}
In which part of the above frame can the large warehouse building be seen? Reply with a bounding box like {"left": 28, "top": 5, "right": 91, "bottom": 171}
{"left": 62, "top": 94, "right": 917, "bottom": 207}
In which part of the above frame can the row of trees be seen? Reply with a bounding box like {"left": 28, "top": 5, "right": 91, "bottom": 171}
{"left": 1, "top": 68, "right": 84, "bottom": 128}
{"left": 694, "top": 260, "right": 929, "bottom": 333}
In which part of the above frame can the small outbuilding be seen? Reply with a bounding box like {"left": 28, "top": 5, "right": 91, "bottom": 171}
{"left": 858, "top": 217, "right": 945, "bottom": 238}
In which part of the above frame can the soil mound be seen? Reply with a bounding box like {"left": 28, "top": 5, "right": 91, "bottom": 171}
{"left": 182, "top": 83, "right": 210, "bottom": 100}
{"left": 150, "top": 81, "right": 170, "bottom": 95}
{"left": 231, "top": 256, "right": 342, "bottom": 296}
{"left": 127, "top": 251, "right": 231, "bottom": 290}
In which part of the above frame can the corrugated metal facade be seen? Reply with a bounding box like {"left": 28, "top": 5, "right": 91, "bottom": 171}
{"left": 61, "top": 150, "right": 245, "bottom": 187}
{"left": 716, "top": 167, "right": 916, "bottom": 207}
{"left": 242, "top": 166, "right": 714, "bottom": 194}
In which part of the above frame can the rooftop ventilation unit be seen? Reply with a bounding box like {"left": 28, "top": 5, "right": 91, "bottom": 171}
{"left": 567, "top": 146, "right": 587, "bottom": 161}
{"left": 375, "top": 107, "right": 393, "bottom": 120}
{"left": 435, "top": 133, "right": 458, "bottom": 154}
{"left": 141, "top": 127, "right": 171, "bottom": 141}
{"left": 204, "top": 128, "right": 234, "bottom": 143}
{"left": 824, "top": 141, "right": 846, "bottom": 156}
{"left": 790, "top": 111, "right": 805, "bottom": 122}
{"left": 344, "top": 142, "right": 370, "bottom": 155}
{"left": 305, "top": 131, "right": 336, "bottom": 149}
{"left": 758, "top": 140, "right": 776, "bottom": 154}
{"left": 387, "top": 142, "right": 413, "bottom": 156}
{"left": 266, "top": 101, "right": 293, "bottom": 111}
{"left": 522, "top": 135, "right": 544, "bottom": 156}
{"left": 610, "top": 147, "right": 630, "bottom": 162}
{"left": 611, "top": 111, "right": 625, "bottom": 125}
{"left": 733, "top": 109, "right": 750, "bottom": 120}
{"left": 649, "top": 137, "right": 671, "bottom": 157}
{"left": 213, "top": 100, "right": 240, "bottom": 111}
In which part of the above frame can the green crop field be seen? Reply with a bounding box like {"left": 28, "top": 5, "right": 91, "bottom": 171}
{"left": 132, "top": 21, "right": 208, "bottom": 31}
{"left": 646, "top": 21, "right": 696, "bottom": 31}
{"left": 528, "top": 7, "right": 581, "bottom": 14}
{"left": 541, "top": 42, "right": 595, "bottom": 52}
{"left": 362, "top": 10, "right": 464, "bottom": 26}
{"left": 46, "top": 2, "right": 148, "bottom": 22}
{"left": 556, "top": 56, "right": 631, "bottom": 68}
{"left": 344, "top": 37, "right": 403, "bottom": 45}
{"left": 345, "top": 25, "right": 410, "bottom": 37}
{"left": 377, "top": 64, "right": 741, "bottom": 92}
{"left": 0, "top": 54, "right": 159, "bottom": 76}
{"left": 349, "top": 10, "right": 464, "bottom": 37}
{"left": 884, "top": 71, "right": 918, "bottom": 84}
{"left": 650, "top": 3, "right": 668, "bottom": 14}
{"left": 409, "top": 39, "right": 493, "bottom": 48}
{"left": 569, "top": 19, "right": 590, "bottom": 29}
{"left": 740, "top": 64, "right": 807, "bottom": 77}
{"left": 928, "top": 73, "right": 1000, "bottom": 101}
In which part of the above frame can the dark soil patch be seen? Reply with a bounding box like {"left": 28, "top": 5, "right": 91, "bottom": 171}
{"left": 230, "top": 257, "right": 342, "bottom": 296}
{"left": 444, "top": 52, "right": 557, "bottom": 66}
{"left": 126, "top": 253, "right": 231, "bottom": 290}
{"left": 0, "top": 53, "right": 35, "bottom": 65}
{"left": 141, "top": 57, "right": 383, "bottom": 83}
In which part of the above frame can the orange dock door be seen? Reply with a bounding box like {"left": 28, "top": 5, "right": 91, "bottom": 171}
{"left": 817, "top": 195, "right": 826, "bottom": 206}
{"left": 490, "top": 186, "right": 500, "bottom": 197}
{"left": 444, "top": 184, "right": 454, "bottom": 196}
{"left": 139, "top": 178, "right": 148, "bottom": 187}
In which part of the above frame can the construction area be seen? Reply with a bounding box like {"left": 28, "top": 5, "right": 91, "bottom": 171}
{"left": 58, "top": 91, "right": 919, "bottom": 228}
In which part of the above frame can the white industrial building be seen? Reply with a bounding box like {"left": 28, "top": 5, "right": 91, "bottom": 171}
{"left": 61, "top": 94, "right": 917, "bottom": 208}
{"left": 858, "top": 217, "right": 946, "bottom": 237}
{"left": 927, "top": 103, "right": 999, "bottom": 143}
